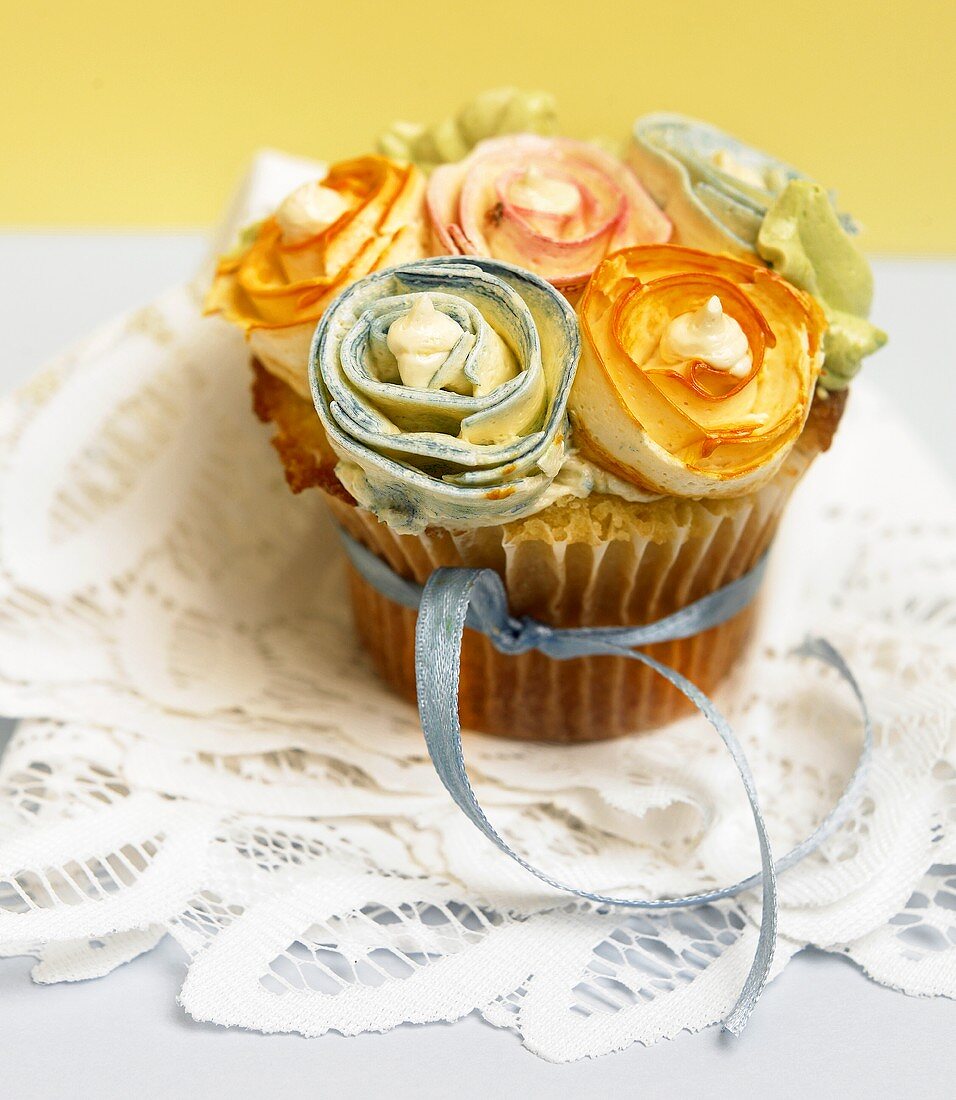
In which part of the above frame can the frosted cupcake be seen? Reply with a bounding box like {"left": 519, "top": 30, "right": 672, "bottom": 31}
{"left": 207, "top": 92, "right": 884, "bottom": 742}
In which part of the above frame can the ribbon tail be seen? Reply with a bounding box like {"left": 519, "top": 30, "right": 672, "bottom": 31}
{"left": 343, "top": 526, "right": 871, "bottom": 1036}
{"left": 414, "top": 566, "right": 779, "bottom": 1037}
{"left": 627, "top": 649, "right": 778, "bottom": 1036}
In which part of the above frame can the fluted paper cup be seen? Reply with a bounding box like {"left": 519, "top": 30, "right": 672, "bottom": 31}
{"left": 322, "top": 396, "right": 844, "bottom": 741}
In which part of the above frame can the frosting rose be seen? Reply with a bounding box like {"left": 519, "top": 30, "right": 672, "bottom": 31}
{"left": 426, "top": 135, "right": 671, "bottom": 291}
{"left": 310, "top": 257, "right": 579, "bottom": 532}
{"left": 627, "top": 114, "right": 884, "bottom": 390}
{"left": 569, "top": 245, "right": 826, "bottom": 498}
{"left": 627, "top": 113, "right": 835, "bottom": 256}
{"left": 205, "top": 156, "right": 427, "bottom": 400}
{"left": 377, "top": 87, "right": 559, "bottom": 171}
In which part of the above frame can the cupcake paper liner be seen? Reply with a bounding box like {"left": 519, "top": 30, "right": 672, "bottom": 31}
{"left": 322, "top": 439, "right": 814, "bottom": 742}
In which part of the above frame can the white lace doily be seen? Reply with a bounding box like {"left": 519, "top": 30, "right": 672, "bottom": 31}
{"left": 0, "top": 154, "right": 953, "bottom": 1063}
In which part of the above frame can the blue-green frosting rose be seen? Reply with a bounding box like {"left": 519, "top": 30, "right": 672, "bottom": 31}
{"left": 310, "top": 257, "right": 579, "bottom": 532}
{"left": 628, "top": 113, "right": 885, "bottom": 389}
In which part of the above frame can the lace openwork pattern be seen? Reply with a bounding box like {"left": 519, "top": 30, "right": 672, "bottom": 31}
{"left": 0, "top": 162, "right": 953, "bottom": 1061}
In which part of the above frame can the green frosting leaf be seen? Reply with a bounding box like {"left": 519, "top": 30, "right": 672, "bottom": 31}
{"left": 757, "top": 180, "right": 885, "bottom": 389}
{"left": 757, "top": 181, "right": 873, "bottom": 315}
{"left": 377, "top": 88, "right": 558, "bottom": 171}
{"left": 820, "top": 307, "right": 888, "bottom": 391}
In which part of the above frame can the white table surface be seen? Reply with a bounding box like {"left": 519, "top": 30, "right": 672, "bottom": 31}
{"left": 0, "top": 234, "right": 953, "bottom": 1099}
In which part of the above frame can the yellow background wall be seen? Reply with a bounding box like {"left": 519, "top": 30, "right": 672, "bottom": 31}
{"left": 5, "top": 0, "right": 954, "bottom": 252}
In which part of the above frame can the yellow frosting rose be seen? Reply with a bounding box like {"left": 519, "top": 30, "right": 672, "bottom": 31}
{"left": 569, "top": 244, "right": 826, "bottom": 498}
{"left": 205, "top": 156, "right": 427, "bottom": 399}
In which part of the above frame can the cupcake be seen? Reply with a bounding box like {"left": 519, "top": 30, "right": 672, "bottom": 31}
{"left": 206, "top": 92, "right": 884, "bottom": 743}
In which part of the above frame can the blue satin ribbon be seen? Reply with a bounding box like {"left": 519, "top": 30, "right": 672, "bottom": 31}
{"left": 339, "top": 531, "right": 871, "bottom": 1036}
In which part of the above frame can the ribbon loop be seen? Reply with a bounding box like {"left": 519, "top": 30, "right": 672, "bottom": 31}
{"left": 340, "top": 530, "right": 872, "bottom": 1036}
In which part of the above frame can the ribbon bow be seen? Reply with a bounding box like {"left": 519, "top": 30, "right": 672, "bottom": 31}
{"left": 340, "top": 532, "right": 871, "bottom": 1035}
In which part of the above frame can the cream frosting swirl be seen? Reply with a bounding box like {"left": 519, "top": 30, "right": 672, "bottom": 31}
{"left": 386, "top": 294, "right": 470, "bottom": 388}
{"left": 508, "top": 165, "right": 581, "bottom": 216}
{"left": 310, "top": 257, "right": 579, "bottom": 532}
{"left": 660, "top": 296, "right": 752, "bottom": 377}
{"left": 274, "top": 181, "right": 350, "bottom": 243}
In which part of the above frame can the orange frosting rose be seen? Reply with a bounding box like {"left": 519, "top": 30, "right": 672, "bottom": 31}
{"left": 206, "top": 156, "right": 427, "bottom": 398}
{"left": 569, "top": 245, "right": 826, "bottom": 497}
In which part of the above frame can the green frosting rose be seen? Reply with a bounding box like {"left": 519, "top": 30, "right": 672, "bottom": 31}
{"left": 377, "top": 88, "right": 558, "bottom": 171}
{"left": 757, "top": 181, "right": 887, "bottom": 389}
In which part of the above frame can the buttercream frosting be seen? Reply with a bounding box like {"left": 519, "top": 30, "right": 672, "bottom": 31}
{"left": 310, "top": 257, "right": 580, "bottom": 532}
{"left": 569, "top": 244, "right": 826, "bottom": 499}
{"left": 427, "top": 134, "right": 671, "bottom": 289}
{"left": 377, "top": 87, "right": 559, "bottom": 171}
{"left": 508, "top": 165, "right": 581, "bottom": 216}
{"left": 275, "top": 181, "right": 350, "bottom": 243}
{"left": 386, "top": 294, "right": 464, "bottom": 388}
{"left": 709, "top": 149, "right": 769, "bottom": 193}
{"left": 757, "top": 181, "right": 887, "bottom": 389}
{"left": 660, "top": 296, "right": 752, "bottom": 378}
{"left": 204, "top": 157, "right": 428, "bottom": 401}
